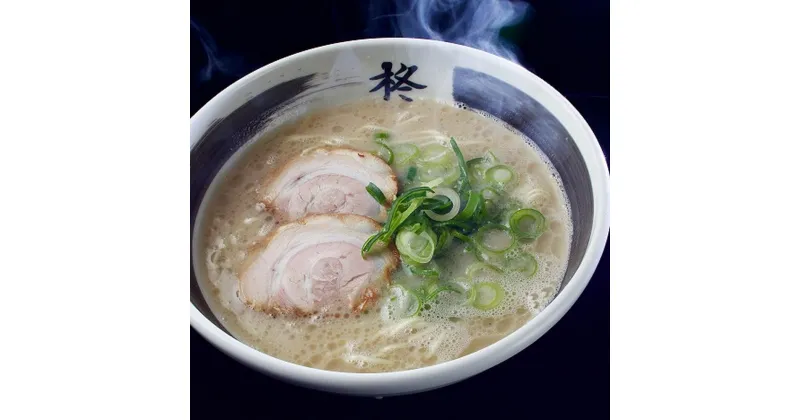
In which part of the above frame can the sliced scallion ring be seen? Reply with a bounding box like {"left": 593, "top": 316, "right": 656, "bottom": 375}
{"left": 481, "top": 199, "right": 500, "bottom": 220}
{"left": 418, "top": 144, "right": 452, "bottom": 164}
{"left": 406, "top": 166, "right": 418, "bottom": 182}
{"left": 453, "top": 190, "right": 482, "bottom": 221}
{"left": 508, "top": 253, "right": 538, "bottom": 276}
{"left": 467, "top": 159, "right": 487, "bottom": 186}
{"left": 486, "top": 165, "right": 515, "bottom": 187}
{"left": 406, "top": 262, "right": 439, "bottom": 279}
{"left": 466, "top": 152, "right": 499, "bottom": 185}
{"left": 396, "top": 226, "right": 436, "bottom": 264}
{"left": 365, "top": 182, "right": 387, "bottom": 205}
{"left": 423, "top": 187, "right": 460, "bottom": 222}
{"left": 467, "top": 157, "right": 487, "bottom": 172}
{"left": 421, "top": 196, "right": 453, "bottom": 214}
{"left": 448, "top": 277, "right": 472, "bottom": 295}
{"left": 388, "top": 285, "right": 422, "bottom": 317}
{"left": 481, "top": 187, "right": 501, "bottom": 201}
{"left": 474, "top": 224, "right": 516, "bottom": 254}
{"left": 468, "top": 282, "right": 505, "bottom": 310}
{"left": 509, "top": 208, "right": 546, "bottom": 240}
{"left": 466, "top": 261, "right": 503, "bottom": 279}
{"left": 361, "top": 186, "right": 433, "bottom": 256}
{"left": 417, "top": 162, "right": 460, "bottom": 185}
{"left": 375, "top": 142, "right": 394, "bottom": 165}
{"left": 393, "top": 143, "right": 420, "bottom": 165}
{"left": 426, "top": 283, "right": 463, "bottom": 301}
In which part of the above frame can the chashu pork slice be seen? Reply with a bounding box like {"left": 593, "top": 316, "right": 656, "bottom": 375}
{"left": 239, "top": 214, "right": 399, "bottom": 315}
{"left": 263, "top": 147, "right": 398, "bottom": 222}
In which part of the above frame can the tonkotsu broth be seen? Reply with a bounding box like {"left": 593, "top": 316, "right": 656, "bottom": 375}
{"left": 199, "top": 97, "right": 572, "bottom": 372}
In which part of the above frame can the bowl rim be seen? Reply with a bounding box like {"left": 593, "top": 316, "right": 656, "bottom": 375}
{"left": 190, "top": 37, "right": 609, "bottom": 391}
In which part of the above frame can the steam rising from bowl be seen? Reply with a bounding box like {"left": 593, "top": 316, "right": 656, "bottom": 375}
{"left": 367, "top": 0, "right": 532, "bottom": 63}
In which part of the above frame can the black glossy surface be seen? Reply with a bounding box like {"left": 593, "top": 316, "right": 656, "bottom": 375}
{"left": 190, "top": 0, "right": 609, "bottom": 417}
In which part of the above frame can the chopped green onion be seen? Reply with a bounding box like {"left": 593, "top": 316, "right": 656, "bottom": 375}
{"left": 375, "top": 142, "right": 394, "bottom": 165}
{"left": 406, "top": 166, "right": 418, "bottom": 182}
{"left": 420, "top": 196, "right": 453, "bottom": 214}
{"left": 466, "top": 261, "right": 503, "bottom": 279}
{"left": 449, "top": 137, "right": 471, "bottom": 193}
{"left": 361, "top": 186, "right": 434, "bottom": 256}
{"left": 479, "top": 187, "right": 502, "bottom": 221}
{"left": 373, "top": 134, "right": 395, "bottom": 165}
{"left": 475, "top": 224, "right": 516, "bottom": 254}
{"left": 365, "top": 182, "right": 387, "bottom": 206}
{"left": 417, "top": 144, "right": 451, "bottom": 164}
{"left": 451, "top": 230, "right": 473, "bottom": 244}
{"left": 468, "top": 282, "right": 505, "bottom": 310}
{"left": 388, "top": 285, "right": 422, "bottom": 317}
{"left": 466, "top": 157, "right": 486, "bottom": 169}
{"left": 390, "top": 277, "right": 466, "bottom": 317}
{"left": 509, "top": 208, "right": 546, "bottom": 241}
{"left": 417, "top": 162, "right": 460, "bottom": 185}
{"left": 481, "top": 199, "right": 501, "bottom": 221}
{"left": 420, "top": 196, "right": 453, "bottom": 213}
{"left": 393, "top": 143, "right": 420, "bottom": 165}
{"left": 396, "top": 224, "right": 436, "bottom": 264}
{"left": 433, "top": 227, "right": 452, "bottom": 256}
{"left": 468, "top": 151, "right": 499, "bottom": 167}
{"left": 426, "top": 283, "right": 463, "bottom": 301}
{"left": 467, "top": 158, "right": 487, "bottom": 186}
{"left": 453, "top": 190, "right": 482, "bottom": 222}
{"left": 385, "top": 197, "right": 425, "bottom": 236}
{"left": 423, "top": 187, "right": 460, "bottom": 222}
{"left": 361, "top": 232, "right": 384, "bottom": 256}
{"left": 508, "top": 253, "right": 538, "bottom": 276}
{"left": 433, "top": 219, "right": 477, "bottom": 235}
{"left": 400, "top": 257, "right": 441, "bottom": 279}
{"left": 416, "top": 277, "right": 463, "bottom": 302}
{"left": 481, "top": 187, "right": 501, "bottom": 201}
{"left": 466, "top": 152, "right": 499, "bottom": 186}
{"left": 420, "top": 177, "right": 445, "bottom": 189}
{"left": 448, "top": 230, "right": 476, "bottom": 254}
{"left": 486, "top": 165, "right": 516, "bottom": 187}
{"left": 445, "top": 278, "right": 472, "bottom": 296}
{"left": 406, "top": 262, "right": 440, "bottom": 279}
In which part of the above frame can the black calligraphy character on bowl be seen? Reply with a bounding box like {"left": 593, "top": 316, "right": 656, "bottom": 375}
{"left": 369, "top": 62, "right": 427, "bottom": 102}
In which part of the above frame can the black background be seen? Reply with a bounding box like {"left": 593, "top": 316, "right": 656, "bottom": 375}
{"left": 191, "top": 0, "right": 609, "bottom": 417}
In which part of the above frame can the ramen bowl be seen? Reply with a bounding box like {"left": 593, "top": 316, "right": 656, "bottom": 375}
{"left": 190, "top": 38, "right": 609, "bottom": 396}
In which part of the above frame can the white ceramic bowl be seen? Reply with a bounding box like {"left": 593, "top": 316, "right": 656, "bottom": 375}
{"left": 190, "top": 38, "right": 609, "bottom": 396}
